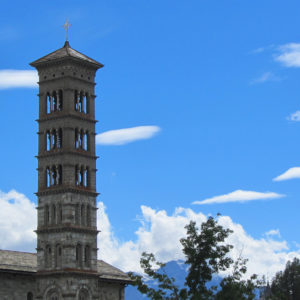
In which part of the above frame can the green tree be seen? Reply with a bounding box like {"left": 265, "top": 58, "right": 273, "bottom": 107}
{"left": 128, "top": 216, "right": 260, "bottom": 299}
{"left": 269, "top": 257, "right": 300, "bottom": 300}
{"left": 215, "top": 255, "right": 260, "bottom": 300}
{"left": 180, "top": 218, "right": 233, "bottom": 300}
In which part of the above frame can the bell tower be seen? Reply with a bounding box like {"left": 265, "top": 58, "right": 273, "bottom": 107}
{"left": 30, "top": 40, "right": 104, "bottom": 299}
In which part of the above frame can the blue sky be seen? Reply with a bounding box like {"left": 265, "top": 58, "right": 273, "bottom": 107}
{"left": 1, "top": 0, "right": 300, "bottom": 277}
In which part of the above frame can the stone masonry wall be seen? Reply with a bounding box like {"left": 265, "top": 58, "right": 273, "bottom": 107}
{"left": 0, "top": 272, "right": 36, "bottom": 300}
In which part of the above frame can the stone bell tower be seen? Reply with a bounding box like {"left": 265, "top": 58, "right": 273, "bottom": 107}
{"left": 30, "top": 41, "right": 106, "bottom": 299}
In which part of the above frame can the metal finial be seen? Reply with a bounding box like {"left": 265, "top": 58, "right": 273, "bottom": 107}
{"left": 63, "top": 19, "right": 71, "bottom": 41}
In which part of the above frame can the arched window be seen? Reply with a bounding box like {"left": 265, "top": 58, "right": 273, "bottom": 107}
{"left": 75, "top": 204, "right": 80, "bottom": 225}
{"left": 46, "top": 291, "right": 59, "bottom": 300}
{"left": 81, "top": 204, "right": 85, "bottom": 226}
{"left": 85, "top": 93, "right": 89, "bottom": 114}
{"left": 75, "top": 129, "right": 88, "bottom": 151}
{"left": 46, "top": 92, "right": 51, "bottom": 114}
{"left": 57, "top": 129, "right": 63, "bottom": 148}
{"left": 75, "top": 165, "right": 80, "bottom": 186}
{"left": 46, "top": 167, "right": 51, "bottom": 187}
{"left": 52, "top": 129, "right": 57, "bottom": 149}
{"left": 80, "top": 166, "right": 84, "bottom": 186}
{"left": 58, "top": 89, "right": 63, "bottom": 111}
{"left": 74, "top": 90, "right": 88, "bottom": 114}
{"left": 58, "top": 204, "right": 62, "bottom": 224}
{"left": 45, "top": 205, "right": 50, "bottom": 225}
{"left": 80, "top": 129, "right": 85, "bottom": 150}
{"left": 46, "top": 129, "right": 62, "bottom": 151}
{"left": 79, "top": 91, "right": 84, "bottom": 112}
{"left": 46, "top": 165, "right": 62, "bottom": 187}
{"left": 52, "top": 204, "right": 56, "bottom": 224}
{"left": 74, "top": 90, "right": 79, "bottom": 111}
{"left": 57, "top": 165, "right": 62, "bottom": 185}
{"left": 76, "top": 244, "right": 82, "bottom": 267}
{"left": 27, "top": 292, "right": 33, "bottom": 300}
{"left": 75, "top": 128, "right": 79, "bottom": 149}
{"left": 53, "top": 91, "right": 58, "bottom": 112}
{"left": 86, "top": 204, "right": 91, "bottom": 227}
{"left": 84, "top": 245, "right": 91, "bottom": 267}
{"left": 55, "top": 244, "right": 62, "bottom": 268}
{"left": 46, "top": 130, "right": 51, "bottom": 151}
{"left": 45, "top": 245, "right": 52, "bottom": 268}
{"left": 85, "top": 131, "right": 89, "bottom": 151}
{"left": 85, "top": 167, "right": 89, "bottom": 187}
{"left": 46, "top": 90, "right": 63, "bottom": 114}
{"left": 51, "top": 166, "right": 57, "bottom": 185}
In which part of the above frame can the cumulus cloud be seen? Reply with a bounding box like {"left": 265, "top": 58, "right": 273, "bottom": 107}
{"left": 1, "top": 189, "right": 299, "bottom": 279}
{"left": 273, "top": 167, "right": 300, "bottom": 181}
{"left": 96, "top": 126, "right": 161, "bottom": 145}
{"left": 0, "top": 70, "right": 38, "bottom": 89}
{"left": 250, "top": 72, "right": 280, "bottom": 84}
{"left": 192, "top": 189, "right": 284, "bottom": 205}
{"left": 265, "top": 229, "right": 281, "bottom": 238}
{"left": 0, "top": 190, "right": 36, "bottom": 252}
{"left": 275, "top": 43, "right": 300, "bottom": 67}
{"left": 98, "top": 204, "right": 300, "bottom": 279}
{"left": 287, "top": 111, "right": 300, "bottom": 121}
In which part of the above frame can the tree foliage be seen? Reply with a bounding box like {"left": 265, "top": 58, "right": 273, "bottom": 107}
{"left": 180, "top": 218, "right": 233, "bottom": 299}
{"left": 128, "top": 216, "right": 260, "bottom": 299}
{"left": 215, "top": 255, "right": 260, "bottom": 300}
{"left": 267, "top": 257, "right": 300, "bottom": 300}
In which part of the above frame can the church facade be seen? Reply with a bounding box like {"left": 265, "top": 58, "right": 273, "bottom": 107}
{"left": 0, "top": 41, "right": 131, "bottom": 299}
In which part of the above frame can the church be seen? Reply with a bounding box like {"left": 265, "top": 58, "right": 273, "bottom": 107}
{"left": 0, "top": 39, "right": 131, "bottom": 299}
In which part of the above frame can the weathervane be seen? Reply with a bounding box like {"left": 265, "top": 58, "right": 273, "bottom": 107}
{"left": 63, "top": 19, "right": 71, "bottom": 41}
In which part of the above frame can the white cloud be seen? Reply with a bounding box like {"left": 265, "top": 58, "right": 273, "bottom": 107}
{"left": 98, "top": 204, "right": 300, "bottom": 279}
{"left": 273, "top": 167, "right": 300, "bottom": 181}
{"left": 0, "top": 70, "right": 38, "bottom": 89}
{"left": 287, "top": 111, "right": 300, "bottom": 121}
{"left": 275, "top": 43, "right": 300, "bottom": 67}
{"left": 192, "top": 189, "right": 284, "bottom": 205}
{"left": 265, "top": 229, "right": 281, "bottom": 238}
{"left": 96, "top": 126, "right": 161, "bottom": 145}
{"left": 0, "top": 190, "right": 36, "bottom": 252}
{"left": 250, "top": 72, "right": 280, "bottom": 84}
{"left": 1, "top": 189, "right": 299, "bottom": 280}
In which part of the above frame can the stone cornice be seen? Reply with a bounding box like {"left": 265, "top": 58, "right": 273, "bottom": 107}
{"left": 35, "top": 225, "right": 99, "bottom": 234}
{"left": 36, "top": 268, "right": 98, "bottom": 277}
{"left": 36, "top": 150, "right": 98, "bottom": 160}
{"left": 38, "top": 74, "right": 96, "bottom": 86}
{"left": 36, "top": 187, "right": 99, "bottom": 197}
{"left": 37, "top": 113, "right": 97, "bottom": 123}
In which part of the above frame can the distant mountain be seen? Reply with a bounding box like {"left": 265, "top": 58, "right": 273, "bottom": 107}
{"left": 125, "top": 260, "right": 223, "bottom": 300}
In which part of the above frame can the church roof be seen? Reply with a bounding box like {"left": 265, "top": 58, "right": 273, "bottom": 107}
{"left": 30, "top": 41, "right": 104, "bottom": 69}
{"left": 0, "top": 250, "right": 36, "bottom": 273}
{"left": 0, "top": 250, "right": 131, "bottom": 283}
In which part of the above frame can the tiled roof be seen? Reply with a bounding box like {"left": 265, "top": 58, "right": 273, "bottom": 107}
{"left": 0, "top": 250, "right": 36, "bottom": 273}
{"left": 97, "top": 260, "right": 132, "bottom": 283}
{"left": 0, "top": 250, "right": 132, "bottom": 283}
{"left": 30, "top": 41, "right": 103, "bottom": 69}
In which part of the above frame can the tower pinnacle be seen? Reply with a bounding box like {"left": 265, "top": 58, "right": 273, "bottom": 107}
{"left": 63, "top": 19, "right": 71, "bottom": 41}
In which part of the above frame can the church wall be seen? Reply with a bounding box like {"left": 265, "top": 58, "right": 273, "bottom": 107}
{"left": 0, "top": 272, "right": 36, "bottom": 300}
{"left": 98, "top": 281, "right": 125, "bottom": 300}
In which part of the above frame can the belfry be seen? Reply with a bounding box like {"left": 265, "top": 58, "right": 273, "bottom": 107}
{"left": 0, "top": 39, "right": 131, "bottom": 299}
